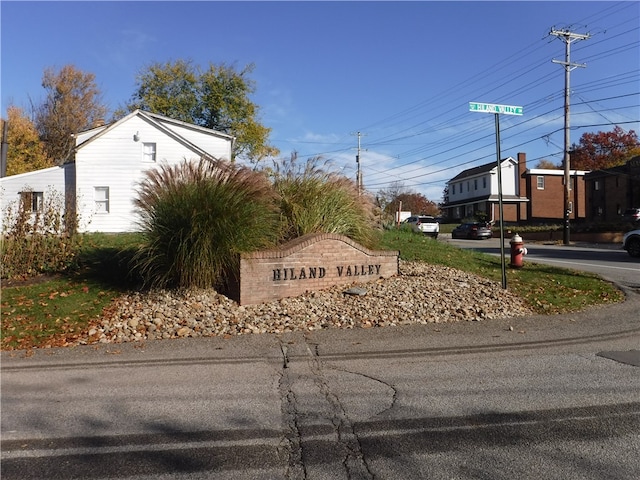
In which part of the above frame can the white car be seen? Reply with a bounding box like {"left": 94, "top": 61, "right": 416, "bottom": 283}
{"left": 622, "top": 228, "right": 640, "bottom": 258}
{"left": 622, "top": 208, "right": 640, "bottom": 224}
{"left": 405, "top": 215, "right": 439, "bottom": 238}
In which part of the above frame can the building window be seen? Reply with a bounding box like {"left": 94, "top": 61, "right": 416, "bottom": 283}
{"left": 94, "top": 187, "right": 110, "bottom": 213}
{"left": 482, "top": 177, "right": 487, "bottom": 189}
{"left": 452, "top": 184, "right": 456, "bottom": 195}
{"left": 467, "top": 181, "right": 470, "bottom": 192}
{"left": 536, "top": 176, "right": 545, "bottom": 190}
{"left": 19, "top": 191, "right": 44, "bottom": 212}
{"left": 594, "top": 180, "right": 600, "bottom": 191}
{"left": 474, "top": 179, "right": 478, "bottom": 190}
{"left": 143, "top": 142, "right": 156, "bottom": 162}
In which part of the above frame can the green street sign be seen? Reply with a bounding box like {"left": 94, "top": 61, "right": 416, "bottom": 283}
{"left": 469, "top": 102, "right": 523, "bottom": 116}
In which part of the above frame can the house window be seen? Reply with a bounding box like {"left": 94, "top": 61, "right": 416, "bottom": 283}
{"left": 19, "top": 191, "right": 44, "bottom": 212}
{"left": 143, "top": 143, "right": 156, "bottom": 162}
{"left": 467, "top": 181, "right": 470, "bottom": 192}
{"left": 94, "top": 187, "right": 110, "bottom": 213}
{"left": 536, "top": 176, "right": 545, "bottom": 190}
{"left": 482, "top": 177, "right": 487, "bottom": 189}
{"left": 452, "top": 184, "right": 456, "bottom": 195}
{"left": 474, "top": 179, "right": 478, "bottom": 190}
{"left": 594, "top": 180, "right": 600, "bottom": 191}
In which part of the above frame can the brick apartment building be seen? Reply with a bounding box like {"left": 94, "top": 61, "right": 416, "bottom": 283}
{"left": 585, "top": 155, "right": 640, "bottom": 222}
{"left": 442, "top": 152, "right": 588, "bottom": 224}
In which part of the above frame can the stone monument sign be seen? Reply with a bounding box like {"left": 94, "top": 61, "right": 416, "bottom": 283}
{"left": 237, "top": 233, "right": 399, "bottom": 305}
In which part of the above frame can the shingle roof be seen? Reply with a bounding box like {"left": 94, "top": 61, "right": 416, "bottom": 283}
{"left": 73, "top": 110, "right": 233, "bottom": 160}
{"left": 448, "top": 157, "right": 514, "bottom": 182}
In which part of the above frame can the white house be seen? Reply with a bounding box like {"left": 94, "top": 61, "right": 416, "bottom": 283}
{"left": 1, "top": 110, "right": 234, "bottom": 233}
{"left": 442, "top": 152, "right": 590, "bottom": 224}
{"left": 442, "top": 153, "right": 529, "bottom": 223}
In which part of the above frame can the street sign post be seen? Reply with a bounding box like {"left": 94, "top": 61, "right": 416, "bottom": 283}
{"left": 469, "top": 101, "right": 523, "bottom": 289}
{"left": 469, "top": 102, "right": 523, "bottom": 116}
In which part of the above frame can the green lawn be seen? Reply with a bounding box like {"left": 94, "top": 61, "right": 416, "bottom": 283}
{"left": 0, "top": 229, "right": 625, "bottom": 350}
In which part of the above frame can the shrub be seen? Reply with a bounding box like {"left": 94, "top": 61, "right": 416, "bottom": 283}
{"left": 133, "top": 158, "right": 281, "bottom": 290}
{"left": 271, "top": 154, "right": 378, "bottom": 248}
{"left": 1, "top": 187, "right": 82, "bottom": 279}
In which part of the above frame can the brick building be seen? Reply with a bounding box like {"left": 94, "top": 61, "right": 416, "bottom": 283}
{"left": 443, "top": 152, "right": 589, "bottom": 224}
{"left": 585, "top": 155, "right": 640, "bottom": 222}
{"left": 523, "top": 165, "right": 588, "bottom": 224}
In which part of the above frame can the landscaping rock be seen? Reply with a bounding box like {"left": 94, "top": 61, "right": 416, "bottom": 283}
{"left": 79, "top": 261, "right": 534, "bottom": 345}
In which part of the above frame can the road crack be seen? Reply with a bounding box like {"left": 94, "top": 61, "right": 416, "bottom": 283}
{"left": 306, "top": 341, "right": 375, "bottom": 479}
{"left": 278, "top": 343, "right": 306, "bottom": 480}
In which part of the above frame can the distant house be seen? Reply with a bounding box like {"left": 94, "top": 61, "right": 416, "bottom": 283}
{"left": 442, "top": 152, "right": 589, "bottom": 224}
{"left": 442, "top": 153, "right": 528, "bottom": 223}
{"left": 0, "top": 110, "right": 234, "bottom": 233}
{"left": 585, "top": 155, "right": 640, "bottom": 222}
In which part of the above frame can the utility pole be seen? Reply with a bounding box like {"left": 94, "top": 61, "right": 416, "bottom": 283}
{"left": 0, "top": 120, "right": 8, "bottom": 178}
{"left": 354, "top": 131, "right": 366, "bottom": 195}
{"left": 550, "top": 27, "right": 589, "bottom": 245}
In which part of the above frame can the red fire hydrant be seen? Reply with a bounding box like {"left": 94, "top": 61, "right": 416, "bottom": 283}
{"left": 509, "top": 233, "right": 528, "bottom": 268}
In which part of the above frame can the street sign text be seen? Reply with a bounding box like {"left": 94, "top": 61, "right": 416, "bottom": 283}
{"left": 469, "top": 102, "right": 523, "bottom": 116}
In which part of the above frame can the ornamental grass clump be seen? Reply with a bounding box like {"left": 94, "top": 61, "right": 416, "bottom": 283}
{"left": 133, "top": 158, "right": 281, "bottom": 290}
{"left": 271, "top": 154, "right": 378, "bottom": 248}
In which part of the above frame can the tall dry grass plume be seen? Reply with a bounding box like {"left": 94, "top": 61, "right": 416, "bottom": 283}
{"left": 133, "top": 158, "right": 281, "bottom": 290}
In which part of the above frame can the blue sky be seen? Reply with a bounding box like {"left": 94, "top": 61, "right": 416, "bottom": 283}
{"left": 2, "top": 1, "right": 639, "bottom": 202}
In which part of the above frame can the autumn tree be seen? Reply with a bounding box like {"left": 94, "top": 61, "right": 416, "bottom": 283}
{"left": 569, "top": 126, "right": 639, "bottom": 171}
{"left": 376, "top": 181, "right": 409, "bottom": 212}
{"left": 378, "top": 182, "right": 439, "bottom": 217}
{"left": 393, "top": 192, "right": 439, "bottom": 216}
{"left": 2, "top": 106, "right": 53, "bottom": 176}
{"left": 123, "top": 60, "right": 278, "bottom": 164}
{"left": 535, "top": 159, "right": 560, "bottom": 169}
{"left": 34, "top": 65, "right": 108, "bottom": 164}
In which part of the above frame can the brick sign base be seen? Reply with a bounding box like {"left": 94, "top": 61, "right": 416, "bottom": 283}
{"left": 237, "top": 233, "right": 399, "bottom": 305}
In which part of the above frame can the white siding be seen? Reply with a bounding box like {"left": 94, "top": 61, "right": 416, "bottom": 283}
{"left": 75, "top": 114, "right": 232, "bottom": 232}
{"left": 0, "top": 165, "right": 70, "bottom": 232}
{"left": 77, "top": 117, "right": 191, "bottom": 232}
{"left": 490, "top": 160, "right": 518, "bottom": 196}
{"left": 448, "top": 158, "right": 519, "bottom": 203}
{"left": 2, "top": 111, "right": 234, "bottom": 233}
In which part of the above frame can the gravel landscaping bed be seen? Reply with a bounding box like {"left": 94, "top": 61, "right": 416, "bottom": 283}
{"left": 83, "top": 261, "right": 534, "bottom": 345}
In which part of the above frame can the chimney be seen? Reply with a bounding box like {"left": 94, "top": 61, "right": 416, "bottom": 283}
{"left": 517, "top": 152, "right": 527, "bottom": 197}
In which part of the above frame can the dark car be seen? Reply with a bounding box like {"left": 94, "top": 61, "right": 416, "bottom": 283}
{"left": 451, "top": 222, "right": 493, "bottom": 240}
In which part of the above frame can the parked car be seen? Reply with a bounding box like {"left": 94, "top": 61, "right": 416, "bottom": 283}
{"left": 622, "top": 228, "right": 640, "bottom": 257}
{"left": 622, "top": 208, "right": 640, "bottom": 223}
{"left": 405, "top": 215, "right": 439, "bottom": 238}
{"left": 451, "top": 222, "right": 493, "bottom": 240}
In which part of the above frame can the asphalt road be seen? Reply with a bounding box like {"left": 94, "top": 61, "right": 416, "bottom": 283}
{"left": 2, "top": 291, "right": 639, "bottom": 479}
{"left": 443, "top": 234, "right": 640, "bottom": 291}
